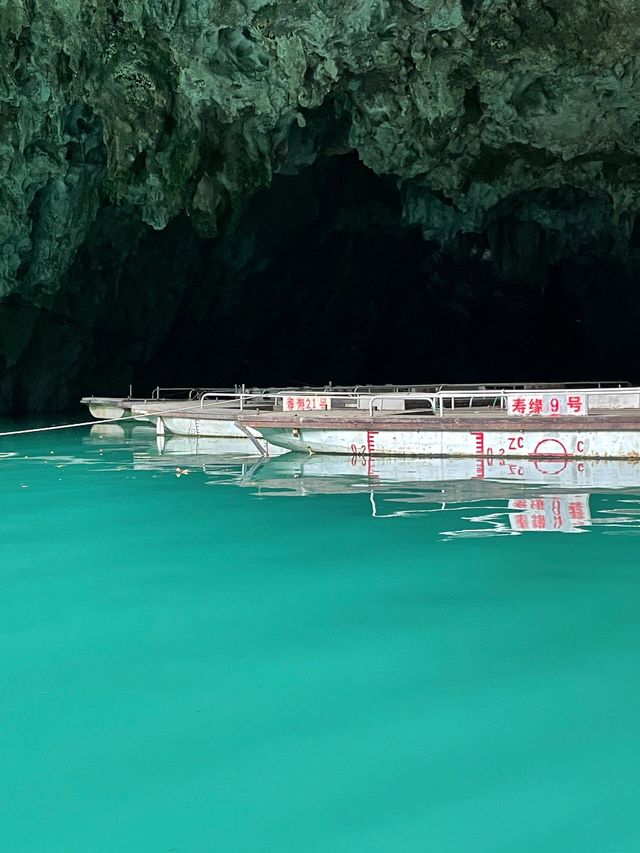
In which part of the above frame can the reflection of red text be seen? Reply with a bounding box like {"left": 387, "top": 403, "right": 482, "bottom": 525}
{"left": 569, "top": 500, "right": 586, "bottom": 521}
{"left": 552, "top": 498, "right": 564, "bottom": 529}
{"left": 510, "top": 494, "right": 591, "bottom": 534}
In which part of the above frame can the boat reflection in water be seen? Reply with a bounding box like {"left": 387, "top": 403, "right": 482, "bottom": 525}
{"left": 246, "top": 454, "right": 640, "bottom": 538}
{"left": 128, "top": 436, "right": 640, "bottom": 539}
{"left": 133, "top": 434, "right": 272, "bottom": 474}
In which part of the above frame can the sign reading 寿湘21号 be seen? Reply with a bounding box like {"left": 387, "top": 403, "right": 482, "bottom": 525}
{"left": 281, "top": 395, "right": 333, "bottom": 412}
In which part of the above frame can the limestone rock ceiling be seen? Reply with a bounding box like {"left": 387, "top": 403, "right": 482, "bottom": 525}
{"left": 1, "top": 0, "right": 640, "bottom": 409}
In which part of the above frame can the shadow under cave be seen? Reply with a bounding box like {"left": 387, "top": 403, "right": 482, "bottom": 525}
{"left": 128, "top": 155, "right": 640, "bottom": 393}
{"left": 6, "top": 153, "right": 640, "bottom": 411}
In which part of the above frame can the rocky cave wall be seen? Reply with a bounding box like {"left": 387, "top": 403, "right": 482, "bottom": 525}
{"left": 2, "top": 0, "right": 640, "bottom": 410}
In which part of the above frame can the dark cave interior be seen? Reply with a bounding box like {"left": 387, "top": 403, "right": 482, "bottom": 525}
{"left": 7, "top": 153, "right": 640, "bottom": 411}
{"left": 125, "top": 154, "right": 640, "bottom": 396}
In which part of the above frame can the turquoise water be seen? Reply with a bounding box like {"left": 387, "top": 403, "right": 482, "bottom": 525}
{"left": 2, "top": 422, "right": 640, "bottom": 852}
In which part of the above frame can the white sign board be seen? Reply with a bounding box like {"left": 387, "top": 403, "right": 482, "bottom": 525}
{"left": 281, "top": 395, "right": 332, "bottom": 412}
{"left": 506, "top": 392, "right": 587, "bottom": 417}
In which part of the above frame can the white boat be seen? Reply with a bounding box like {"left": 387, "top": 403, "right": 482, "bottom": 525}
{"left": 82, "top": 382, "right": 637, "bottom": 460}
{"left": 80, "top": 387, "right": 248, "bottom": 422}
{"left": 141, "top": 386, "right": 436, "bottom": 442}
{"left": 153, "top": 433, "right": 288, "bottom": 458}
{"left": 243, "top": 385, "right": 640, "bottom": 460}
{"left": 82, "top": 396, "right": 132, "bottom": 420}
{"left": 83, "top": 381, "right": 616, "bottom": 422}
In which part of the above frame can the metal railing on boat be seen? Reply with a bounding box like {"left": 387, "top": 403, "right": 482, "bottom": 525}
{"left": 196, "top": 388, "right": 405, "bottom": 411}
{"left": 144, "top": 382, "right": 638, "bottom": 419}
{"left": 366, "top": 385, "right": 640, "bottom": 417}
{"left": 151, "top": 386, "right": 251, "bottom": 400}
{"left": 149, "top": 380, "right": 629, "bottom": 401}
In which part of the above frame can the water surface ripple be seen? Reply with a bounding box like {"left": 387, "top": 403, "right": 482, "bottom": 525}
{"left": 1, "top": 421, "right": 640, "bottom": 852}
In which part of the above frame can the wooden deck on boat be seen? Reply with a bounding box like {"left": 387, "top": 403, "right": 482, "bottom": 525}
{"left": 237, "top": 409, "right": 640, "bottom": 432}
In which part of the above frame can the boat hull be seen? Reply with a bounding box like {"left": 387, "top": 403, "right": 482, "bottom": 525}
{"left": 257, "top": 425, "right": 640, "bottom": 460}
{"left": 158, "top": 416, "right": 288, "bottom": 456}
{"left": 161, "top": 415, "right": 250, "bottom": 438}
{"left": 88, "top": 402, "right": 127, "bottom": 420}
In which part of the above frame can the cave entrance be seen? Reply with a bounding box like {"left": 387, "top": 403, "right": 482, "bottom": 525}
{"left": 80, "top": 154, "right": 640, "bottom": 400}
